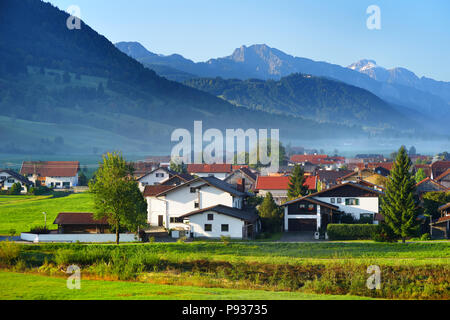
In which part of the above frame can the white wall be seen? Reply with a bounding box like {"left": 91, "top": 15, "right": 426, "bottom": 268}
{"left": 146, "top": 180, "right": 239, "bottom": 229}
{"left": 314, "top": 196, "right": 379, "bottom": 220}
{"left": 21, "top": 233, "right": 138, "bottom": 243}
{"left": 258, "top": 189, "right": 288, "bottom": 204}
{"left": 45, "top": 174, "right": 78, "bottom": 188}
{"left": 188, "top": 211, "right": 245, "bottom": 238}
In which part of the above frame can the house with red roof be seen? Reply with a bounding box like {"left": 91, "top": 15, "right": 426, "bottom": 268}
{"left": 431, "top": 161, "right": 450, "bottom": 180}
{"left": 20, "top": 161, "right": 80, "bottom": 188}
{"left": 187, "top": 164, "right": 233, "bottom": 180}
{"left": 255, "top": 175, "right": 317, "bottom": 205}
{"left": 415, "top": 177, "right": 448, "bottom": 196}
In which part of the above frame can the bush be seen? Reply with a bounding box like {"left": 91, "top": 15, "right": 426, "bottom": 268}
{"left": 9, "top": 183, "right": 23, "bottom": 195}
{"left": 372, "top": 222, "right": 399, "bottom": 243}
{"left": 340, "top": 214, "right": 355, "bottom": 224}
{"left": 327, "top": 224, "right": 379, "bottom": 240}
{"left": 29, "top": 226, "right": 50, "bottom": 234}
{"left": 0, "top": 241, "right": 21, "bottom": 265}
{"left": 30, "top": 186, "right": 52, "bottom": 195}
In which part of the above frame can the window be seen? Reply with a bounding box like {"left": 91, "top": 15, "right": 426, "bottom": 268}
{"left": 207, "top": 214, "right": 214, "bottom": 221}
{"left": 299, "top": 204, "right": 306, "bottom": 209}
{"left": 170, "top": 217, "right": 184, "bottom": 223}
{"left": 221, "top": 224, "right": 229, "bottom": 232}
{"left": 337, "top": 198, "right": 342, "bottom": 203}
{"left": 345, "top": 198, "right": 360, "bottom": 206}
{"left": 204, "top": 224, "right": 212, "bottom": 232}
{"left": 7, "top": 179, "right": 14, "bottom": 183}
{"left": 190, "top": 187, "right": 196, "bottom": 193}
{"left": 63, "top": 182, "right": 70, "bottom": 187}
{"left": 194, "top": 202, "right": 200, "bottom": 208}
{"left": 330, "top": 198, "right": 335, "bottom": 203}
{"left": 208, "top": 174, "right": 215, "bottom": 177}
{"left": 308, "top": 204, "right": 315, "bottom": 211}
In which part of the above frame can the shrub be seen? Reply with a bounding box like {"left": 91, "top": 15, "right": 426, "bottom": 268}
{"left": 372, "top": 222, "right": 399, "bottom": 243}
{"left": 0, "top": 241, "right": 21, "bottom": 265}
{"left": 420, "top": 233, "right": 431, "bottom": 241}
{"left": 221, "top": 236, "right": 231, "bottom": 245}
{"left": 30, "top": 186, "right": 52, "bottom": 195}
{"left": 9, "top": 182, "right": 23, "bottom": 195}
{"left": 29, "top": 226, "right": 50, "bottom": 234}
{"left": 340, "top": 214, "right": 355, "bottom": 224}
{"left": 327, "top": 224, "right": 379, "bottom": 240}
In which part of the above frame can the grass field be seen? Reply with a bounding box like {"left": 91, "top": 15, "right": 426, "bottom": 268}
{"left": 0, "top": 193, "right": 93, "bottom": 235}
{"left": 0, "top": 272, "right": 370, "bottom": 300}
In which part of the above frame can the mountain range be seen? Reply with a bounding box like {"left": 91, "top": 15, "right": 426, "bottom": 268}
{"left": 116, "top": 42, "right": 450, "bottom": 119}
{"left": 0, "top": 0, "right": 381, "bottom": 156}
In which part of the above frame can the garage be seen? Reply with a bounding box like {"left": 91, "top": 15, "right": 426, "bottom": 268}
{"left": 288, "top": 218, "right": 317, "bottom": 232}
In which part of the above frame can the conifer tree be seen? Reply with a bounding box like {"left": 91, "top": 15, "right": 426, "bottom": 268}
{"left": 381, "top": 146, "right": 418, "bottom": 243}
{"left": 258, "top": 192, "right": 282, "bottom": 232}
{"left": 287, "top": 165, "right": 308, "bottom": 200}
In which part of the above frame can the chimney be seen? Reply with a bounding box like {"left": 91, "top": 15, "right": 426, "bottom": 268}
{"left": 237, "top": 178, "right": 245, "bottom": 192}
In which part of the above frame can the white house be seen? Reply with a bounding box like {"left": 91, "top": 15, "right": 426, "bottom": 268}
{"left": 137, "top": 167, "right": 176, "bottom": 191}
{"left": 187, "top": 164, "right": 233, "bottom": 180}
{"left": 281, "top": 182, "right": 383, "bottom": 232}
{"left": 20, "top": 161, "right": 79, "bottom": 189}
{"left": 0, "top": 170, "right": 32, "bottom": 194}
{"left": 144, "top": 176, "right": 258, "bottom": 239}
{"left": 180, "top": 205, "right": 259, "bottom": 239}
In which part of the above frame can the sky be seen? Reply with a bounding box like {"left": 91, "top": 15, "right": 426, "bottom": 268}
{"left": 48, "top": 0, "right": 450, "bottom": 81}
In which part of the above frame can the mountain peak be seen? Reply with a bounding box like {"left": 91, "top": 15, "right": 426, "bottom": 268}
{"left": 348, "top": 59, "right": 379, "bottom": 71}
{"left": 115, "top": 41, "right": 156, "bottom": 59}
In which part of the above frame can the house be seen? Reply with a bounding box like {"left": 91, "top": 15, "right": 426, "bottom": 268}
{"left": 145, "top": 176, "right": 256, "bottom": 239}
{"left": 0, "top": 169, "right": 32, "bottom": 194}
{"left": 224, "top": 167, "right": 258, "bottom": 191}
{"left": 430, "top": 203, "right": 450, "bottom": 239}
{"left": 130, "top": 161, "right": 159, "bottom": 178}
{"left": 137, "top": 167, "right": 177, "bottom": 191}
{"left": 255, "top": 175, "right": 317, "bottom": 205}
{"left": 161, "top": 173, "right": 196, "bottom": 186}
{"left": 338, "top": 169, "right": 376, "bottom": 183}
{"left": 180, "top": 204, "right": 259, "bottom": 239}
{"left": 435, "top": 169, "right": 450, "bottom": 189}
{"left": 281, "top": 182, "right": 383, "bottom": 232}
{"left": 414, "top": 164, "right": 432, "bottom": 178}
{"left": 415, "top": 178, "right": 448, "bottom": 196}
{"left": 187, "top": 164, "right": 233, "bottom": 180}
{"left": 372, "top": 166, "right": 391, "bottom": 177}
{"left": 54, "top": 212, "right": 109, "bottom": 234}
{"left": 431, "top": 161, "right": 450, "bottom": 180}
{"left": 20, "top": 161, "right": 79, "bottom": 188}
{"left": 316, "top": 169, "right": 353, "bottom": 190}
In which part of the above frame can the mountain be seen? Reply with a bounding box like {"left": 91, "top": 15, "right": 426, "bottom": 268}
{"left": 184, "top": 74, "right": 420, "bottom": 129}
{"left": 348, "top": 59, "right": 450, "bottom": 104}
{"left": 0, "top": 0, "right": 371, "bottom": 155}
{"left": 118, "top": 42, "right": 450, "bottom": 121}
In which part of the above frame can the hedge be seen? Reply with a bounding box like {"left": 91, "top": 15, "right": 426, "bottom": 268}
{"left": 327, "top": 224, "right": 380, "bottom": 240}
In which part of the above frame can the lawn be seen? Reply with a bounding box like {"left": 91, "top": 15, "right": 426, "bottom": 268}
{"left": 0, "top": 272, "right": 371, "bottom": 300}
{"left": 0, "top": 193, "right": 93, "bottom": 235}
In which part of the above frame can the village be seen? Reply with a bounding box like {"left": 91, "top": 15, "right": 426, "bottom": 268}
{"left": 1, "top": 147, "right": 449, "bottom": 243}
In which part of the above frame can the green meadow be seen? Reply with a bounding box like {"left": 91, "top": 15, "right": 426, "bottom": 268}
{"left": 0, "top": 272, "right": 370, "bottom": 300}
{"left": 0, "top": 193, "right": 94, "bottom": 235}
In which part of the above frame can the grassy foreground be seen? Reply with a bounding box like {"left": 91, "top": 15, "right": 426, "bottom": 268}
{"left": 0, "top": 272, "right": 370, "bottom": 300}
{"left": 0, "top": 193, "right": 93, "bottom": 235}
{"left": 1, "top": 242, "right": 449, "bottom": 300}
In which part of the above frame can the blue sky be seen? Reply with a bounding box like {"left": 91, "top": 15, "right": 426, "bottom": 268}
{"left": 48, "top": 0, "right": 450, "bottom": 81}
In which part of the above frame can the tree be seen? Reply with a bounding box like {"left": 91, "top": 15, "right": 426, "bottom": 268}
{"left": 381, "top": 146, "right": 419, "bottom": 243}
{"left": 170, "top": 160, "right": 187, "bottom": 174}
{"left": 422, "top": 192, "right": 450, "bottom": 221}
{"left": 9, "top": 183, "right": 22, "bottom": 195}
{"left": 78, "top": 172, "right": 88, "bottom": 186}
{"left": 258, "top": 192, "right": 282, "bottom": 232}
{"left": 415, "top": 168, "right": 427, "bottom": 184}
{"left": 287, "top": 165, "right": 308, "bottom": 200}
{"left": 89, "top": 152, "right": 147, "bottom": 244}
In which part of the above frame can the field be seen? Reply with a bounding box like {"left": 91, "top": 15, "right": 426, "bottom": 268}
{"left": 0, "top": 272, "right": 369, "bottom": 300}
{"left": 0, "top": 193, "right": 94, "bottom": 235}
{"left": 0, "top": 241, "right": 449, "bottom": 300}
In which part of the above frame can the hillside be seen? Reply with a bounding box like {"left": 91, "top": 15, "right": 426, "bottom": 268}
{"left": 0, "top": 0, "right": 372, "bottom": 155}
{"left": 185, "top": 74, "right": 421, "bottom": 128}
